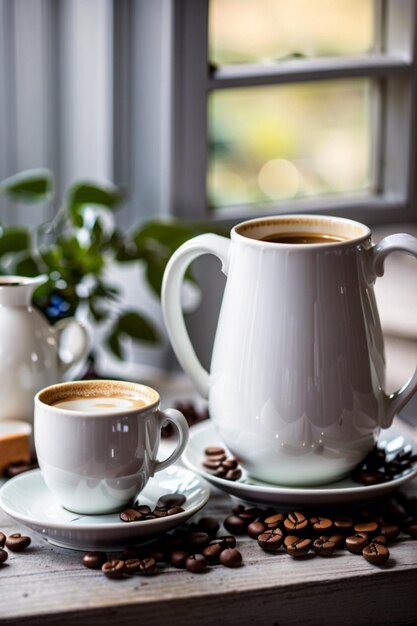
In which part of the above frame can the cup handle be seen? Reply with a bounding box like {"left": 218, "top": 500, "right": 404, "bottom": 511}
{"left": 371, "top": 233, "right": 417, "bottom": 427}
{"left": 55, "top": 318, "right": 90, "bottom": 374}
{"left": 161, "top": 233, "right": 231, "bottom": 398}
{"left": 152, "top": 408, "right": 189, "bottom": 475}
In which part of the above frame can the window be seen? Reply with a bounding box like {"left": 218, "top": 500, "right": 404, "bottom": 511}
{"left": 165, "top": 0, "right": 417, "bottom": 224}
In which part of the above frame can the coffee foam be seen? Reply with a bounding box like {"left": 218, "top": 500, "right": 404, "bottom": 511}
{"left": 38, "top": 380, "right": 158, "bottom": 413}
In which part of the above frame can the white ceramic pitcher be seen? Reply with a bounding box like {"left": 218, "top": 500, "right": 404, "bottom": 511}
{"left": 0, "top": 275, "right": 89, "bottom": 425}
{"left": 162, "top": 214, "right": 417, "bottom": 486}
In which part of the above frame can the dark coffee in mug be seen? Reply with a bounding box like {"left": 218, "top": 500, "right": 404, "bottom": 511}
{"left": 261, "top": 232, "right": 350, "bottom": 244}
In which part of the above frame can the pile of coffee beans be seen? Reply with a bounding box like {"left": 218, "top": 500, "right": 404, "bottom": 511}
{"left": 222, "top": 492, "right": 417, "bottom": 566}
{"left": 202, "top": 440, "right": 417, "bottom": 486}
{"left": 0, "top": 529, "right": 32, "bottom": 567}
{"left": 82, "top": 514, "right": 243, "bottom": 579}
{"left": 119, "top": 493, "right": 186, "bottom": 522}
{"left": 203, "top": 446, "right": 242, "bottom": 481}
{"left": 352, "top": 443, "right": 417, "bottom": 485}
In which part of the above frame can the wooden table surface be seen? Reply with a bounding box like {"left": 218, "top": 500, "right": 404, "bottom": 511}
{"left": 1, "top": 407, "right": 417, "bottom": 626}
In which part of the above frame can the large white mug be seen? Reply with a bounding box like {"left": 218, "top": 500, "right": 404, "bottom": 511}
{"left": 162, "top": 214, "right": 417, "bottom": 486}
{"left": 34, "top": 380, "right": 189, "bottom": 514}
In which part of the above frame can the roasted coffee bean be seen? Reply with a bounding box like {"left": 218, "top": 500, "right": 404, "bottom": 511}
{"left": 219, "top": 548, "right": 242, "bottom": 568}
{"left": 158, "top": 493, "right": 186, "bottom": 508}
{"left": 202, "top": 543, "right": 222, "bottom": 564}
{"left": 124, "top": 559, "right": 142, "bottom": 574}
{"left": 257, "top": 528, "right": 283, "bottom": 552}
{"left": 345, "top": 533, "right": 369, "bottom": 554}
{"left": 329, "top": 534, "right": 345, "bottom": 549}
{"left": 120, "top": 508, "right": 144, "bottom": 523}
{"left": 0, "top": 531, "right": 5, "bottom": 548}
{"left": 284, "top": 512, "right": 308, "bottom": 533}
{"left": 354, "top": 522, "right": 379, "bottom": 536}
{"left": 82, "top": 551, "right": 107, "bottom": 570}
{"left": 286, "top": 538, "right": 312, "bottom": 558}
{"left": 352, "top": 469, "right": 386, "bottom": 485}
{"left": 264, "top": 513, "right": 284, "bottom": 529}
{"left": 225, "top": 468, "right": 242, "bottom": 481}
{"left": 204, "top": 446, "right": 226, "bottom": 456}
{"left": 310, "top": 517, "right": 333, "bottom": 533}
{"left": 362, "top": 542, "right": 390, "bottom": 565}
{"left": 203, "top": 459, "right": 222, "bottom": 470}
{"left": 212, "top": 535, "right": 237, "bottom": 550}
{"left": 238, "top": 507, "right": 261, "bottom": 523}
{"left": 185, "top": 554, "right": 207, "bottom": 573}
{"left": 187, "top": 532, "right": 210, "bottom": 552}
{"left": 223, "top": 515, "right": 247, "bottom": 535}
{"left": 381, "top": 524, "right": 400, "bottom": 541}
{"left": 138, "top": 557, "right": 157, "bottom": 575}
{"left": 197, "top": 517, "right": 220, "bottom": 538}
{"left": 0, "top": 548, "right": 8, "bottom": 565}
{"left": 213, "top": 466, "right": 228, "bottom": 478}
{"left": 170, "top": 550, "right": 189, "bottom": 569}
{"left": 167, "top": 506, "right": 185, "bottom": 516}
{"left": 6, "top": 533, "right": 31, "bottom": 552}
{"left": 334, "top": 517, "right": 354, "bottom": 533}
{"left": 313, "top": 537, "right": 336, "bottom": 557}
{"left": 284, "top": 535, "right": 300, "bottom": 550}
{"left": 153, "top": 508, "right": 168, "bottom": 519}
{"left": 222, "top": 459, "right": 238, "bottom": 470}
{"left": 373, "top": 534, "right": 388, "bottom": 546}
{"left": 247, "top": 521, "right": 267, "bottom": 539}
{"left": 102, "top": 559, "right": 125, "bottom": 579}
{"left": 149, "top": 547, "right": 168, "bottom": 563}
{"left": 134, "top": 505, "right": 151, "bottom": 515}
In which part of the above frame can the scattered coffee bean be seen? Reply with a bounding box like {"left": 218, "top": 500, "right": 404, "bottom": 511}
{"left": 5, "top": 533, "right": 31, "bottom": 552}
{"left": 345, "top": 533, "right": 369, "bottom": 555}
{"left": 124, "top": 559, "right": 142, "bottom": 574}
{"left": 264, "top": 513, "right": 284, "bottom": 529}
{"left": 310, "top": 516, "right": 333, "bottom": 533}
{"left": 313, "top": 537, "right": 336, "bottom": 557}
{"left": 284, "top": 535, "right": 300, "bottom": 550}
{"left": 381, "top": 524, "right": 400, "bottom": 541}
{"left": 102, "top": 559, "right": 125, "bottom": 579}
{"left": 138, "top": 557, "right": 157, "bottom": 575}
{"left": 223, "top": 515, "right": 247, "bottom": 535}
{"left": 170, "top": 550, "right": 189, "bottom": 569}
{"left": 354, "top": 522, "right": 379, "bottom": 536}
{"left": 222, "top": 459, "right": 238, "bottom": 470}
{"left": 247, "top": 521, "right": 267, "bottom": 539}
{"left": 351, "top": 441, "right": 416, "bottom": 485}
{"left": 362, "top": 542, "right": 390, "bottom": 565}
{"left": 202, "top": 543, "right": 222, "bottom": 564}
{"left": 258, "top": 529, "right": 283, "bottom": 552}
{"left": 187, "top": 532, "right": 210, "bottom": 552}
{"left": 219, "top": 548, "right": 242, "bottom": 568}
{"left": 203, "top": 446, "right": 242, "bottom": 481}
{"left": 334, "top": 517, "right": 354, "bottom": 533}
{"left": 197, "top": 517, "right": 220, "bottom": 538}
{"left": 0, "top": 548, "right": 8, "bottom": 565}
{"left": 329, "top": 534, "right": 346, "bottom": 549}
{"left": 158, "top": 494, "right": 186, "bottom": 508}
{"left": 403, "top": 520, "right": 417, "bottom": 538}
{"left": 237, "top": 507, "right": 260, "bottom": 523}
{"left": 120, "top": 508, "right": 144, "bottom": 523}
{"left": 82, "top": 551, "right": 107, "bottom": 570}
{"left": 134, "top": 505, "right": 152, "bottom": 515}
{"left": 204, "top": 446, "right": 226, "bottom": 457}
{"left": 284, "top": 512, "right": 308, "bottom": 533}
{"left": 373, "top": 534, "right": 388, "bottom": 546}
{"left": 167, "top": 506, "right": 185, "bottom": 516}
{"left": 212, "top": 535, "right": 237, "bottom": 550}
{"left": 225, "top": 468, "right": 242, "bottom": 480}
{"left": 185, "top": 554, "right": 207, "bottom": 573}
{"left": 286, "top": 538, "right": 312, "bottom": 558}
{"left": 0, "top": 531, "right": 5, "bottom": 548}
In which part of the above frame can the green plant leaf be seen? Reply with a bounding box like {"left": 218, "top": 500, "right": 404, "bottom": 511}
{"left": 0, "top": 227, "right": 30, "bottom": 258}
{"left": 13, "top": 253, "right": 42, "bottom": 277}
{"left": 0, "top": 169, "right": 53, "bottom": 203}
{"left": 68, "top": 182, "right": 123, "bottom": 218}
{"left": 116, "top": 311, "right": 159, "bottom": 343}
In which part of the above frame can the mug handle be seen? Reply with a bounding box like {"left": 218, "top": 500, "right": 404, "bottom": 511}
{"left": 55, "top": 318, "right": 90, "bottom": 374}
{"left": 162, "top": 234, "right": 231, "bottom": 398}
{"left": 371, "top": 233, "right": 417, "bottom": 427}
{"left": 153, "top": 408, "right": 189, "bottom": 475}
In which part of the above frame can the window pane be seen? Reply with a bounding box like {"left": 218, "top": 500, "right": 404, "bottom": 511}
{"left": 207, "top": 79, "right": 373, "bottom": 209}
{"left": 209, "top": 0, "right": 375, "bottom": 65}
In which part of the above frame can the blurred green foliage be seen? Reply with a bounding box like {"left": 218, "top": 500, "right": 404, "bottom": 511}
{"left": 0, "top": 169, "right": 210, "bottom": 361}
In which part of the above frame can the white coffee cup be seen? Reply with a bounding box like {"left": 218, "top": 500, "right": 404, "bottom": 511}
{"left": 34, "top": 380, "right": 189, "bottom": 514}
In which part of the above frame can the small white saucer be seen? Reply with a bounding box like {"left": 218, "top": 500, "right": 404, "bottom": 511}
{"left": 182, "top": 421, "right": 417, "bottom": 508}
{"left": 0, "top": 465, "right": 210, "bottom": 551}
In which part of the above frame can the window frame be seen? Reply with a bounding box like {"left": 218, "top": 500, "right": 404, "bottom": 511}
{"left": 160, "top": 0, "right": 417, "bottom": 225}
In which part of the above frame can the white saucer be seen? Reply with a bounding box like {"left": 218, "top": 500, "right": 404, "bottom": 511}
{"left": 0, "top": 465, "right": 210, "bottom": 551}
{"left": 182, "top": 421, "right": 417, "bottom": 507}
